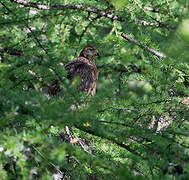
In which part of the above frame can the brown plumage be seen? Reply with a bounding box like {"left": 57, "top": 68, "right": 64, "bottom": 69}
{"left": 65, "top": 46, "right": 99, "bottom": 96}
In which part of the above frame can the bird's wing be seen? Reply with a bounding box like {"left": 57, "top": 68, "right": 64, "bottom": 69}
{"left": 65, "top": 59, "right": 94, "bottom": 91}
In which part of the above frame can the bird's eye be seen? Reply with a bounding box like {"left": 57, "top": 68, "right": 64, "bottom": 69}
{"left": 88, "top": 48, "right": 95, "bottom": 51}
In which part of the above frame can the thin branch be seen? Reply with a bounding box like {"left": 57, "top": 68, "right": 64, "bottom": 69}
{"left": 12, "top": 74, "right": 51, "bottom": 88}
{"left": 0, "top": 48, "right": 23, "bottom": 56}
{"left": 79, "top": 15, "right": 101, "bottom": 43}
{"left": 32, "top": 146, "right": 63, "bottom": 175}
{"left": 75, "top": 125, "right": 146, "bottom": 160}
{"left": 166, "top": 0, "right": 172, "bottom": 17}
{"left": 143, "top": 6, "right": 161, "bottom": 13}
{"left": 0, "top": 11, "right": 67, "bottom": 26}
{"left": 147, "top": 15, "right": 174, "bottom": 29}
{"left": 10, "top": 0, "right": 123, "bottom": 21}
{"left": 121, "top": 33, "right": 167, "bottom": 59}
{"left": 134, "top": 1, "right": 174, "bottom": 29}
{"left": 10, "top": 0, "right": 172, "bottom": 29}
{"left": 98, "top": 119, "right": 189, "bottom": 151}
{"left": 3, "top": 1, "right": 49, "bottom": 56}
{"left": 135, "top": 98, "right": 172, "bottom": 106}
{"left": 139, "top": 19, "right": 174, "bottom": 30}
{"left": 98, "top": 106, "right": 137, "bottom": 113}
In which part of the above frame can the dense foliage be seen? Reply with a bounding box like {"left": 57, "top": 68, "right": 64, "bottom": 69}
{"left": 0, "top": 0, "right": 189, "bottom": 179}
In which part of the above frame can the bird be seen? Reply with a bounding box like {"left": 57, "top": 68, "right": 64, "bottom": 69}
{"left": 65, "top": 45, "right": 99, "bottom": 96}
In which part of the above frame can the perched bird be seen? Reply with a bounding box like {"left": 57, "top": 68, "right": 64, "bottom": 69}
{"left": 65, "top": 46, "right": 99, "bottom": 96}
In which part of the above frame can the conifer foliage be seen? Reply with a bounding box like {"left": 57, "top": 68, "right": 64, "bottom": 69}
{"left": 0, "top": 0, "right": 189, "bottom": 179}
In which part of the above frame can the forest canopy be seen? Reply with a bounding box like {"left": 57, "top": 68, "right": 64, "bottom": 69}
{"left": 0, "top": 0, "right": 189, "bottom": 179}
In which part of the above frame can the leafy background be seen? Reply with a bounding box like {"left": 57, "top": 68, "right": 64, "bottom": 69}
{"left": 0, "top": 0, "right": 189, "bottom": 179}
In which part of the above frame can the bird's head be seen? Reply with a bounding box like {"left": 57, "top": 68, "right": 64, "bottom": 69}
{"left": 80, "top": 45, "right": 99, "bottom": 60}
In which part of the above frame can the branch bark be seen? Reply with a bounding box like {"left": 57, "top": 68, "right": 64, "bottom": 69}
{"left": 75, "top": 124, "right": 145, "bottom": 160}
{"left": 10, "top": 0, "right": 172, "bottom": 29}
{"left": 121, "top": 33, "right": 167, "bottom": 59}
{"left": 0, "top": 48, "right": 23, "bottom": 56}
{"left": 10, "top": 0, "right": 123, "bottom": 21}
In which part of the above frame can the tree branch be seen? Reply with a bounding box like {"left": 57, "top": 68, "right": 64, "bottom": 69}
{"left": 0, "top": 48, "right": 23, "bottom": 56}
{"left": 79, "top": 15, "right": 101, "bottom": 43}
{"left": 10, "top": 0, "right": 123, "bottom": 21}
{"left": 121, "top": 33, "right": 167, "bottom": 59}
{"left": 10, "top": 0, "right": 172, "bottom": 29}
{"left": 75, "top": 125, "right": 145, "bottom": 160}
{"left": 166, "top": 0, "right": 172, "bottom": 17}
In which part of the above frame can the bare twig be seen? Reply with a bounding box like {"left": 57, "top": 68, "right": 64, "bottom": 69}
{"left": 166, "top": 0, "right": 172, "bottom": 17}
{"left": 10, "top": 0, "right": 123, "bottom": 21}
{"left": 79, "top": 15, "right": 101, "bottom": 43}
{"left": 139, "top": 19, "right": 174, "bottom": 30}
{"left": 2, "top": 1, "right": 49, "bottom": 55}
{"left": 140, "top": 6, "right": 168, "bottom": 15}
{"left": 10, "top": 0, "right": 172, "bottom": 28}
{"left": 134, "top": 1, "right": 174, "bottom": 29}
{"left": 143, "top": 6, "right": 161, "bottom": 13}
{"left": 0, "top": 48, "right": 23, "bottom": 56}
{"left": 65, "top": 126, "right": 92, "bottom": 154}
{"left": 32, "top": 146, "right": 63, "bottom": 175}
{"left": 121, "top": 33, "right": 166, "bottom": 59}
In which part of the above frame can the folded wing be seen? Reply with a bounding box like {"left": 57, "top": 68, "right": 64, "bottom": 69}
{"left": 65, "top": 60, "right": 95, "bottom": 94}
